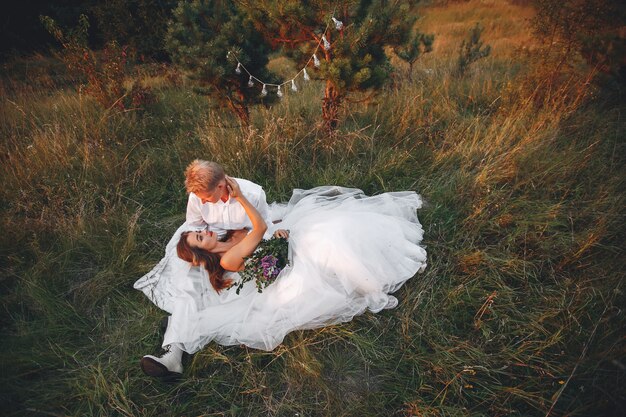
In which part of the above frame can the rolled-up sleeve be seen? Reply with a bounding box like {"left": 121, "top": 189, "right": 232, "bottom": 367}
{"left": 186, "top": 193, "right": 206, "bottom": 229}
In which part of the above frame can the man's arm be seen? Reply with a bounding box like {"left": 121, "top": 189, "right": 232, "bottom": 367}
{"left": 185, "top": 193, "right": 207, "bottom": 229}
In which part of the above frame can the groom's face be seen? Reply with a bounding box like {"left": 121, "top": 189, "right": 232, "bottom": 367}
{"left": 196, "top": 180, "right": 225, "bottom": 204}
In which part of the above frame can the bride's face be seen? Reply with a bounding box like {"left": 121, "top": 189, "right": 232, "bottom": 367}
{"left": 187, "top": 230, "right": 218, "bottom": 252}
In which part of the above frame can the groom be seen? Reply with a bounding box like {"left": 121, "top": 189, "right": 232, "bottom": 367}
{"left": 184, "top": 159, "right": 273, "bottom": 238}
{"left": 140, "top": 159, "right": 273, "bottom": 378}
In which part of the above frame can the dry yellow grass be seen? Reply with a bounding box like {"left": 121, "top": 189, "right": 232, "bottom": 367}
{"left": 418, "top": 0, "right": 537, "bottom": 59}
{"left": 1, "top": 2, "right": 623, "bottom": 416}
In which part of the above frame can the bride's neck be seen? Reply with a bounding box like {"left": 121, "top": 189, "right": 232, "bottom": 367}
{"left": 210, "top": 241, "right": 233, "bottom": 256}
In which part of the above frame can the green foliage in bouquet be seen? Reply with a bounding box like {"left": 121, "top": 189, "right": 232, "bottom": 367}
{"left": 231, "top": 237, "right": 290, "bottom": 294}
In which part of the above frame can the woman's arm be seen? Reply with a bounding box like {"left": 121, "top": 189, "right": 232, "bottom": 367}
{"left": 220, "top": 176, "right": 268, "bottom": 271}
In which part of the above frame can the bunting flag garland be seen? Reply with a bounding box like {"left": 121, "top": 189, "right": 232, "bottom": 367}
{"left": 332, "top": 17, "right": 343, "bottom": 30}
{"left": 322, "top": 35, "right": 330, "bottom": 50}
{"left": 228, "top": 16, "right": 343, "bottom": 98}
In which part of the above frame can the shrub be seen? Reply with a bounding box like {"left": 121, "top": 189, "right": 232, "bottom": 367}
{"left": 456, "top": 23, "right": 491, "bottom": 76}
{"left": 394, "top": 32, "right": 435, "bottom": 80}
{"left": 531, "top": 0, "right": 626, "bottom": 92}
{"left": 40, "top": 14, "right": 156, "bottom": 110}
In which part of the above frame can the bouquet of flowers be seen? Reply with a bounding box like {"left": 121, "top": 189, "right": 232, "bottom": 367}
{"left": 231, "top": 237, "right": 290, "bottom": 294}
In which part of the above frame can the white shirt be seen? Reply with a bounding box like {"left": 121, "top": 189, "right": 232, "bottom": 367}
{"left": 186, "top": 178, "right": 273, "bottom": 238}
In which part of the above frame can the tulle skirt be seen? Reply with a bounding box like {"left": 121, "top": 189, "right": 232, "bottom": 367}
{"left": 134, "top": 186, "right": 427, "bottom": 352}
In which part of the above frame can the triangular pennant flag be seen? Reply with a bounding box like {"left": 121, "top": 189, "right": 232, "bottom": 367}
{"left": 332, "top": 17, "right": 343, "bottom": 30}
{"left": 322, "top": 35, "right": 331, "bottom": 50}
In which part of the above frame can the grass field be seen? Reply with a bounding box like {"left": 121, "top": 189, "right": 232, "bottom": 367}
{"left": 1, "top": 0, "right": 624, "bottom": 415}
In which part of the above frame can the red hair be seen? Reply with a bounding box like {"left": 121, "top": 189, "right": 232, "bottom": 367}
{"left": 177, "top": 231, "right": 232, "bottom": 293}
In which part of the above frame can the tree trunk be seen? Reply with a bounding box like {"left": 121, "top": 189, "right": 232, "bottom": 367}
{"left": 225, "top": 91, "right": 250, "bottom": 126}
{"left": 322, "top": 80, "right": 340, "bottom": 131}
{"left": 320, "top": 30, "right": 341, "bottom": 132}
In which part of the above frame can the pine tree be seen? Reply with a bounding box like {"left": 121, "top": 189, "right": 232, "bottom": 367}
{"left": 165, "top": 0, "right": 276, "bottom": 124}
{"left": 456, "top": 23, "right": 491, "bottom": 76}
{"left": 395, "top": 32, "right": 434, "bottom": 80}
{"left": 238, "top": 0, "right": 420, "bottom": 130}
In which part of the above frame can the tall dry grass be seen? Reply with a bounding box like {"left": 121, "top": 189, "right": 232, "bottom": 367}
{"left": 1, "top": 0, "right": 624, "bottom": 415}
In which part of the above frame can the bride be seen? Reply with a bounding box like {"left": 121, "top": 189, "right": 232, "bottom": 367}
{"left": 136, "top": 177, "right": 427, "bottom": 377}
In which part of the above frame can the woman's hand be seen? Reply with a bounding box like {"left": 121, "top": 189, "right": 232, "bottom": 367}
{"left": 225, "top": 176, "right": 242, "bottom": 199}
{"left": 273, "top": 229, "right": 289, "bottom": 239}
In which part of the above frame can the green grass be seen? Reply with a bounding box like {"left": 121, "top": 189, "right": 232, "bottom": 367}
{"left": 1, "top": 1, "right": 624, "bottom": 416}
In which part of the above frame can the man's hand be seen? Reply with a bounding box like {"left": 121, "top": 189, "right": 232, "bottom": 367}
{"left": 273, "top": 229, "right": 289, "bottom": 239}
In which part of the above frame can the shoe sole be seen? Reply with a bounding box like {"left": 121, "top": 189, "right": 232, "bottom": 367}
{"left": 140, "top": 357, "right": 182, "bottom": 380}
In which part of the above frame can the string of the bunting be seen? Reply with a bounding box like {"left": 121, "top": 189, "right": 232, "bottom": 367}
{"left": 227, "top": 16, "right": 343, "bottom": 98}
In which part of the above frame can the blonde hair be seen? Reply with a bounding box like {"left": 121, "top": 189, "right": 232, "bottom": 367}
{"left": 184, "top": 160, "right": 225, "bottom": 194}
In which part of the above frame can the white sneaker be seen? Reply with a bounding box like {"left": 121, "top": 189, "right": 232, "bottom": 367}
{"left": 140, "top": 344, "right": 183, "bottom": 377}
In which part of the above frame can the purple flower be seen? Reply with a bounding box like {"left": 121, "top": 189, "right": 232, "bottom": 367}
{"left": 232, "top": 237, "right": 289, "bottom": 294}
{"left": 261, "top": 255, "right": 278, "bottom": 271}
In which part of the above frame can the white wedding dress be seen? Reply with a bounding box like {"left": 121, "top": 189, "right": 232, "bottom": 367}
{"left": 134, "top": 186, "right": 427, "bottom": 352}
